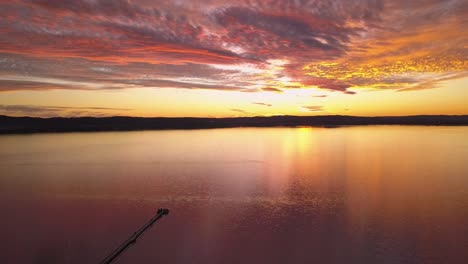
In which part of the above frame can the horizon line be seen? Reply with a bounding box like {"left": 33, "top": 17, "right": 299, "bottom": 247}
{"left": 2, "top": 114, "right": 468, "bottom": 119}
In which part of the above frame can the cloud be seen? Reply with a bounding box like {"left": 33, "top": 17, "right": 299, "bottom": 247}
{"left": 0, "top": 104, "right": 133, "bottom": 117}
{"left": 29, "top": 0, "right": 150, "bottom": 18}
{"left": 0, "top": 54, "right": 257, "bottom": 91}
{"left": 261, "top": 87, "right": 283, "bottom": 93}
{"left": 230, "top": 108, "right": 253, "bottom": 115}
{"left": 299, "top": 0, "right": 468, "bottom": 92}
{"left": 253, "top": 102, "right": 272, "bottom": 107}
{"left": 0, "top": 0, "right": 466, "bottom": 96}
{"left": 0, "top": 80, "right": 68, "bottom": 91}
{"left": 397, "top": 72, "right": 468, "bottom": 92}
{"left": 302, "top": 105, "right": 324, "bottom": 112}
{"left": 213, "top": 6, "right": 352, "bottom": 57}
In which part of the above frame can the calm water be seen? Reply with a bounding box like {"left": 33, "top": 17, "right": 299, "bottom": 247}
{"left": 1, "top": 126, "right": 467, "bottom": 264}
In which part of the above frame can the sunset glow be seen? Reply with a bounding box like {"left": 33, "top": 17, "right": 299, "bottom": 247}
{"left": 0, "top": 0, "right": 467, "bottom": 117}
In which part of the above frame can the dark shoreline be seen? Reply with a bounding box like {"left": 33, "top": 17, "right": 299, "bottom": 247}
{"left": 1, "top": 115, "right": 467, "bottom": 134}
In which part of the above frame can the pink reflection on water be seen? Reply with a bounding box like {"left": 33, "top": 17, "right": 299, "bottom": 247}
{"left": 1, "top": 127, "right": 467, "bottom": 263}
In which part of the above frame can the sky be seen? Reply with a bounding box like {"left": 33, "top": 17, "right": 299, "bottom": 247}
{"left": 0, "top": 0, "right": 467, "bottom": 117}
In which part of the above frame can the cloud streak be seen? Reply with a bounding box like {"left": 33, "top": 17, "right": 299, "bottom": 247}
{"left": 302, "top": 105, "right": 324, "bottom": 112}
{"left": 0, "top": 104, "right": 133, "bottom": 117}
{"left": 253, "top": 102, "right": 273, "bottom": 107}
{"left": 230, "top": 108, "right": 254, "bottom": 115}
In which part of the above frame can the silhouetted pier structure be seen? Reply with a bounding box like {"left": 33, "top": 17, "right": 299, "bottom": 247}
{"left": 100, "top": 208, "right": 170, "bottom": 264}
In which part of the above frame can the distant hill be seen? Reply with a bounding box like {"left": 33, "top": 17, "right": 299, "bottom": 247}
{"left": 0, "top": 115, "right": 467, "bottom": 134}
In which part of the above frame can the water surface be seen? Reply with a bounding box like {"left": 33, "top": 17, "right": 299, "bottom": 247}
{"left": 1, "top": 126, "right": 467, "bottom": 263}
